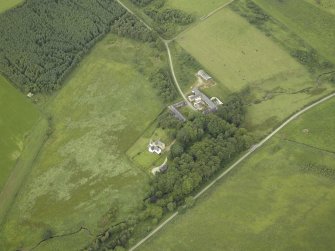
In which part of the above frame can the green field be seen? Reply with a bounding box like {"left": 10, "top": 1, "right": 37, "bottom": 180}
{"left": 305, "top": 0, "right": 335, "bottom": 14}
{"left": 177, "top": 8, "right": 334, "bottom": 136}
{"left": 0, "top": 76, "right": 41, "bottom": 191}
{"left": 0, "top": 35, "right": 166, "bottom": 250}
{"left": 167, "top": 0, "right": 230, "bottom": 18}
{"left": 177, "top": 8, "right": 310, "bottom": 93}
{"left": 0, "top": 0, "right": 22, "bottom": 13}
{"left": 254, "top": 0, "right": 335, "bottom": 64}
{"left": 139, "top": 98, "right": 335, "bottom": 251}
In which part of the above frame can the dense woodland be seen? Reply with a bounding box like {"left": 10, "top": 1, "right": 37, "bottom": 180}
{"left": 0, "top": 0, "right": 159, "bottom": 93}
{"left": 149, "top": 68, "right": 177, "bottom": 102}
{"left": 84, "top": 94, "right": 253, "bottom": 250}
{"left": 130, "top": 0, "right": 194, "bottom": 37}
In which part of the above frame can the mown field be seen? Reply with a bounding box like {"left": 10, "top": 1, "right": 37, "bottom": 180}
{"left": 139, "top": 98, "right": 335, "bottom": 251}
{"left": 0, "top": 76, "right": 41, "bottom": 191}
{"left": 176, "top": 8, "right": 335, "bottom": 136}
{"left": 254, "top": 0, "right": 335, "bottom": 64}
{"left": 0, "top": 0, "right": 22, "bottom": 13}
{"left": 166, "top": 0, "right": 230, "bottom": 18}
{"left": 0, "top": 35, "right": 166, "bottom": 250}
{"left": 177, "top": 8, "right": 311, "bottom": 93}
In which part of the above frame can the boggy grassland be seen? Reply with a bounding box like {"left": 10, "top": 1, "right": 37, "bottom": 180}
{"left": 0, "top": 35, "right": 167, "bottom": 250}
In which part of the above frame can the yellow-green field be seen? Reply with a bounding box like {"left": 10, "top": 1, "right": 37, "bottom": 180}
{"left": 305, "top": 0, "right": 335, "bottom": 14}
{"left": 177, "top": 8, "right": 335, "bottom": 136}
{"left": 254, "top": 0, "right": 335, "bottom": 64}
{"left": 0, "top": 76, "right": 41, "bottom": 191}
{"left": 167, "top": 0, "right": 230, "bottom": 18}
{"left": 0, "top": 0, "right": 22, "bottom": 13}
{"left": 177, "top": 8, "right": 308, "bottom": 92}
{"left": 0, "top": 35, "right": 166, "bottom": 250}
{"left": 139, "top": 98, "right": 335, "bottom": 251}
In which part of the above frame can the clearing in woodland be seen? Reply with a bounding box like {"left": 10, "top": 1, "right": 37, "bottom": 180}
{"left": 0, "top": 35, "right": 166, "bottom": 251}
{"left": 139, "top": 98, "right": 335, "bottom": 251}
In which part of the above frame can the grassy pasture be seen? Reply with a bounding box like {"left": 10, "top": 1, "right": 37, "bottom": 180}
{"left": 279, "top": 98, "right": 335, "bottom": 153}
{"left": 0, "top": 35, "right": 166, "bottom": 250}
{"left": 253, "top": 0, "right": 335, "bottom": 64}
{"left": 177, "top": 8, "right": 334, "bottom": 136}
{"left": 177, "top": 8, "right": 309, "bottom": 93}
{"left": 0, "top": 76, "right": 41, "bottom": 191}
{"left": 166, "top": 0, "right": 231, "bottom": 18}
{"left": 0, "top": 0, "right": 22, "bottom": 13}
{"left": 139, "top": 98, "right": 335, "bottom": 251}
{"left": 305, "top": 0, "right": 335, "bottom": 14}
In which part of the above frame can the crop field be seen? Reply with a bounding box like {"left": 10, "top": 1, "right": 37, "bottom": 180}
{"left": 254, "top": 0, "right": 335, "bottom": 64}
{"left": 177, "top": 8, "right": 335, "bottom": 136}
{"left": 0, "top": 35, "right": 166, "bottom": 250}
{"left": 166, "top": 0, "right": 231, "bottom": 18}
{"left": 0, "top": 76, "right": 41, "bottom": 191}
{"left": 139, "top": 98, "right": 335, "bottom": 251}
{"left": 0, "top": 0, "right": 22, "bottom": 13}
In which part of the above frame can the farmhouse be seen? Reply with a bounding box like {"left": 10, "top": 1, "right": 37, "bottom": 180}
{"left": 197, "top": 70, "right": 212, "bottom": 81}
{"left": 148, "top": 140, "right": 165, "bottom": 155}
{"left": 190, "top": 88, "right": 217, "bottom": 112}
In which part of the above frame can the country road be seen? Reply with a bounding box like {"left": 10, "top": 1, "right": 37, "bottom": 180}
{"left": 129, "top": 92, "right": 335, "bottom": 250}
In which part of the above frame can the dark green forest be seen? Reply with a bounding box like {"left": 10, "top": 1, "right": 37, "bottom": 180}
{"left": 130, "top": 0, "right": 194, "bottom": 37}
{"left": 0, "top": 0, "right": 159, "bottom": 93}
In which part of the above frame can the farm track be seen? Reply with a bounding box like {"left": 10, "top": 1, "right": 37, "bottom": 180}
{"left": 113, "top": 1, "right": 335, "bottom": 250}
{"left": 117, "top": 0, "right": 194, "bottom": 110}
{"left": 199, "top": 0, "right": 236, "bottom": 20}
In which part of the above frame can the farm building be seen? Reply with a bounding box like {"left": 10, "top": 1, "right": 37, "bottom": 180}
{"left": 148, "top": 140, "right": 165, "bottom": 155}
{"left": 168, "top": 105, "right": 187, "bottom": 122}
{"left": 191, "top": 88, "right": 217, "bottom": 112}
{"left": 197, "top": 70, "right": 212, "bottom": 81}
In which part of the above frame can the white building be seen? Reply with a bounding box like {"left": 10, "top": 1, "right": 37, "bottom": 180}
{"left": 148, "top": 140, "right": 165, "bottom": 155}
{"left": 197, "top": 70, "right": 212, "bottom": 81}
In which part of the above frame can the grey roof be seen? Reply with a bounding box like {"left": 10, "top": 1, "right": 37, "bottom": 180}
{"left": 197, "top": 70, "right": 212, "bottom": 81}
{"left": 168, "top": 105, "right": 186, "bottom": 122}
{"left": 192, "top": 88, "right": 217, "bottom": 110}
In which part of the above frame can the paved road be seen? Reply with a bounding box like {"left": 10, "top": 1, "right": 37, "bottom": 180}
{"left": 129, "top": 92, "right": 335, "bottom": 251}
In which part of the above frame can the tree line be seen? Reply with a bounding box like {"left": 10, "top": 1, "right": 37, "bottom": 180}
{"left": 149, "top": 68, "right": 177, "bottom": 103}
{"left": 0, "top": 0, "right": 160, "bottom": 93}
{"left": 129, "top": 0, "right": 194, "bottom": 38}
